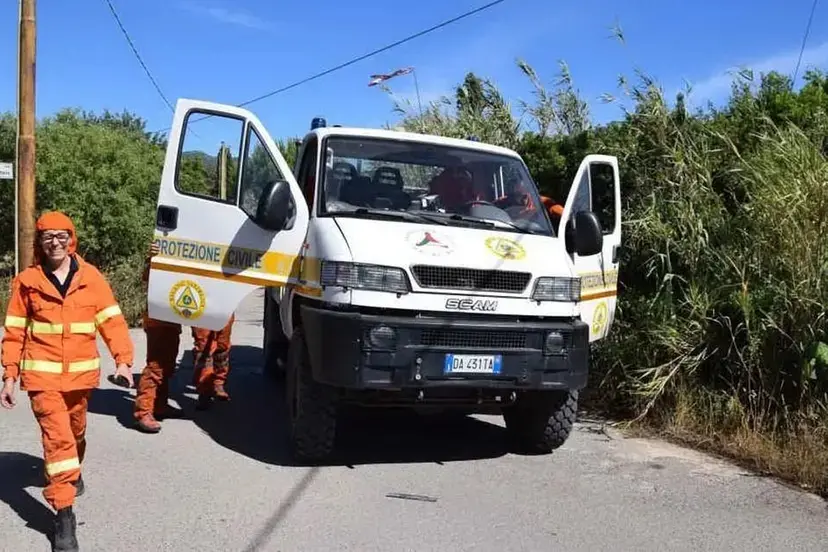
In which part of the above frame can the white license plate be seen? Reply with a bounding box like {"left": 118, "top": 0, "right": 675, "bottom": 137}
{"left": 443, "top": 354, "right": 503, "bottom": 374}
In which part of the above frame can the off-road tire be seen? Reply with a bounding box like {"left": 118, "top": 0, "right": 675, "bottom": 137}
{"left": 286, "top": 327, "right": 338, "bottom": 462}
{"left": 262, "top": 291, "right": 288, "bottom": 380}
{"left": 502, "top": 390, "right": 578, "bottom": 453}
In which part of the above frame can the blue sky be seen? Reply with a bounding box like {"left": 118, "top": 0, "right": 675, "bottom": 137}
{"left": 1, "top": 0, "right": 827, "bottom": 144}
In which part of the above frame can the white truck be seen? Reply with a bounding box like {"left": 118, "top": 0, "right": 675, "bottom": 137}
{"left": 147, "top": 99, "right": 621, "bottom": 462}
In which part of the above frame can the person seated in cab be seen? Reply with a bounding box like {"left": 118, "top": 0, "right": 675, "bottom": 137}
{"left": 494, "top": 177, "right": 564, "bottom": 229}
{"left": 427, "top": 166, "right": 481, "bottom": 212}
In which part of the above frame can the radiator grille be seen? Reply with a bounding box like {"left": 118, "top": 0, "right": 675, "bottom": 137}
{"left": 411, "top": 265, "right": 531, "bottom": 294}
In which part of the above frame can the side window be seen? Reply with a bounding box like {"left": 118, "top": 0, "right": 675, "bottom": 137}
{"left": 589, "top": 162, "right": 616, "bottom": 235}
{"left": 571, "top": 168, "right": 591, "bottom": 215}
{"left": 175, "top": 111, "right": 243, "bottom": 204}
{"left": 296, "top": 138, "right": 318, "bottom": 210}
{"left": 239, "top": 126, "right": 285, "bottom": 219}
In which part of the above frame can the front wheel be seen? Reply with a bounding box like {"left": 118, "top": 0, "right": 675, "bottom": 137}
{"left": 286, "top": 327, "right": 339, "bottom": 463}
{"left": 262, "top": 290, "right": 288, "bottom": 380}
{"left": 502, "top": 390, "right": 578, "bottom": 453}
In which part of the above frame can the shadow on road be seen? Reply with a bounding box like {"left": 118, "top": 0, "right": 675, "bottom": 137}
{"left": 0, "top": 452, "right": 53, "bottom": 539}
{"left": 85, "top": 344, "right": 515, "bottom": 466}
{"left": 182, "top": 345, "right": 513, "bottom": 467}
{"left": 87, "top": 385, "right": 139, "bottom": 429}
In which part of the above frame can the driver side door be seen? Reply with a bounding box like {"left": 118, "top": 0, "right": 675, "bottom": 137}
{"left": 147, "top": 99, "right": 309, "bottom": 331}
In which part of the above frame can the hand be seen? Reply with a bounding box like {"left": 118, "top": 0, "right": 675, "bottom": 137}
{"left": 149, "top": 241, "right": 160, "bottom": 257}
{"left": 114, "top": 364, "right": 134, "bottom": 388}
{"left": 0, "top": 379, "right": 16, "bottom": 409}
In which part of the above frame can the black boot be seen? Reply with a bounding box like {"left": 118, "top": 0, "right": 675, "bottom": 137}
{"left": 196, "top": 393, "right": 212, "bottom": 411}
{"left": 53, "top": 506, "right": 79, "bottom": 552}
{"left": 73, "top": 475, "right": 85, "bottom": 497}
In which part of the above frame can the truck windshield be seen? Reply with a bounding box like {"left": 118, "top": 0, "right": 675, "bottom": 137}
{"left": 319, "top": 136, "right": 557, "bottom": 236}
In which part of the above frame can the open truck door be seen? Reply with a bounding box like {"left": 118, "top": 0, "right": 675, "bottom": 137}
{"left": 147, "top": 99, "right": 309, "bottom": 331}
{"left": 559, "top": 155, "right": 621, "bottom": 342}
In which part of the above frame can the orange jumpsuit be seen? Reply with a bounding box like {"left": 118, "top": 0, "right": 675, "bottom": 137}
{"left": 1, "top": 212, "right": 133, "bottom": 512}
{"left": 132, "top": 251, "right": 182, "bottom": 430}
{"left": 191, "top": 313, "right": 234, "bottom": 402}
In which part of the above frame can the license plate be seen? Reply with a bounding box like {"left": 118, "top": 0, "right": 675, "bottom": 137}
{"left": 443, "top": 354, "right": 502, "bottom": 374}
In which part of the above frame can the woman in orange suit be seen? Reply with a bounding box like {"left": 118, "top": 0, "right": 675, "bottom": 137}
{"left": 0, "top": 211, "right": 134, "bottom": 552}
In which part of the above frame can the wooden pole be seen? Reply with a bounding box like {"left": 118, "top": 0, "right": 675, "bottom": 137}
{"left": 218, "top": 142, "right": 228, "bottom": 200}
{"left": 16, "top": 0, "right": 36, "bottom": 272}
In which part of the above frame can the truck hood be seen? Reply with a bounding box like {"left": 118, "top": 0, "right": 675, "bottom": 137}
{"left": 332, "top": 217, "right": 573, "bottom": 278}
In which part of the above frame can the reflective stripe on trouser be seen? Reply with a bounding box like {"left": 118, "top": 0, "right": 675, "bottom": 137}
{"left": 29, "top": 389, "right": 91, "bottom": 511}
{"left": 134, "top": 326, "right": 181, "bottom": 420}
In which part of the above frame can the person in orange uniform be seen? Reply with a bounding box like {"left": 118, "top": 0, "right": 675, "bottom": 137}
{"left": 191, "top": 313, "right": 234, "bottom": 409}
{"left": 132, "top": 241, "right": 185, "bottom": 433}
{"left": 540, "top": 195, "right": 565, "bottom": 228}
{"left": 0, "top": 211, "right": 134, "bottom": 552}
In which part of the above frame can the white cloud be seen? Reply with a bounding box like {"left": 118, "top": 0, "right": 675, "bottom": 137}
{"left": 684, "top": 40, "right": 828, "bottom": 106}
{"left": 179, "top": 1, "right": 271, "bottom": 30}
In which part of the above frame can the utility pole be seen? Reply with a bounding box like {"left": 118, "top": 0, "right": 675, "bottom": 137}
{"left": 16, "top": 0, "right": 36, "bottom": 272}
{"left": 218, "top": 142, "right": 228, "bottom": 200}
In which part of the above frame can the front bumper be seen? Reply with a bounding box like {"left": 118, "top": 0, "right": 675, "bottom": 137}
{"left": 299, "top": 304, "right": 589, "bottom": 391}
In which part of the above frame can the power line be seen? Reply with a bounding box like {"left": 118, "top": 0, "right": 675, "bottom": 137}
{"left": 793, "top": 0, "right": 820, "bottom": 84}
{"left": 103, "top": 0, "right": 175, "bottom": 113}
{"left": 153, "top": 0, "right": 507, "bottom": 133}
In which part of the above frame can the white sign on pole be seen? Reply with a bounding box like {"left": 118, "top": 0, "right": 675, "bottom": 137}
{"left": 0, "top": 162, "right": 13, "bottom": 180}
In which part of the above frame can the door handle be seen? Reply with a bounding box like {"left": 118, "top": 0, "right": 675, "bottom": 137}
{"left": 612, "top": 244, "right": 619, "bottom": 263}
{"left": 156, "top": 204, "right": 179, "bottom": 231}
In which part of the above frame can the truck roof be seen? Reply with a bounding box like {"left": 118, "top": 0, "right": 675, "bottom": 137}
{"left": 303, "top": 126, "right": 523, "bottom": 160}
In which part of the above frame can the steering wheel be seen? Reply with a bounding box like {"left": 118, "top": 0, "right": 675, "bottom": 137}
{"left": 461, "top": 200, "right": 497, "bottom": 209}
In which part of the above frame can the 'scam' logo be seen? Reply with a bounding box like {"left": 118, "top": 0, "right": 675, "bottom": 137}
{"left": 445, "top": 298, "right": 498, "bottom": 312}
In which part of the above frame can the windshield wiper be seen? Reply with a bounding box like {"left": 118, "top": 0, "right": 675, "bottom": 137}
{"left": 343, "top": 208, "right": 448, "bottom": 225}
{"left": 444, "top": 213, "right": 533, "bottom": 233}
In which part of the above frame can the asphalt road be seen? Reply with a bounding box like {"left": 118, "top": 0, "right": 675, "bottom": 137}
{"left": 1, "top": 289, "right": 825, "bottom": 552}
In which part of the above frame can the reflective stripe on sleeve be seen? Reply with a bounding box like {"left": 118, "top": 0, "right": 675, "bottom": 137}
{"left": 4, "top": 316, "right": 27, "bottom": 328}
{"left": 95, "top": 305, "right": 122, "bottom": 325}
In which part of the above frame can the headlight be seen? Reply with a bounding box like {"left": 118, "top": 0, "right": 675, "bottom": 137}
{"left": 320, "top": 261, "right": 410, "bottom": 294}
{"left": 531, "top": 277, "right": 580, "bottom": 302}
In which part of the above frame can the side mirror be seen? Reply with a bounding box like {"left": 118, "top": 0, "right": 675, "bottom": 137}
{"left": 564, "top": 211, "right": 603, "bottom": 256}
{"left": 255, "top": 180, "right": 292, "bottom": 231}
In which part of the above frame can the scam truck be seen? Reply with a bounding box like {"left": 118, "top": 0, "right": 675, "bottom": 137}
{"left": 147, "top": 99, "right": 621, "bottom": 462}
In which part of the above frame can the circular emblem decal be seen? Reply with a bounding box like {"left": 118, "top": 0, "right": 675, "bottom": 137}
{"left": 169, "top": 279, "right": 206, "bottom": 320}
{"left": 406, "top": 230, "right": 454, "bottom": 256}
{"left": 592, "top": 301, "right": 608, "bottom": 336}
{"left": 484, "top": 237, "right": 526, "bottom": 260}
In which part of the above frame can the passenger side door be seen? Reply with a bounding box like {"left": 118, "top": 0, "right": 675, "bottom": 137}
{"left": 147, "top": 99, "right": 309, "bottom": 331}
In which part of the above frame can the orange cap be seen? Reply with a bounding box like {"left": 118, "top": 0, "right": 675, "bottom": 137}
{"left": 34, "top": 211, "right": 77, "bottom": 264}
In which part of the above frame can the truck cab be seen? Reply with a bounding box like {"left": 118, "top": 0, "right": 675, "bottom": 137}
{"left": 147, "top": 99, "right": 621, "bottom": 462}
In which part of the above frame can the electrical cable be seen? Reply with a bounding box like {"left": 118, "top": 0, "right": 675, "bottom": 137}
{"left": 103, "top": 0, "right": 175, "bottom": 112}
{"left": 793, "top": 0, "right": 820, "bottom": 84}
{"left": 153, "top": 0, "right": 507, "bottom": 133}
